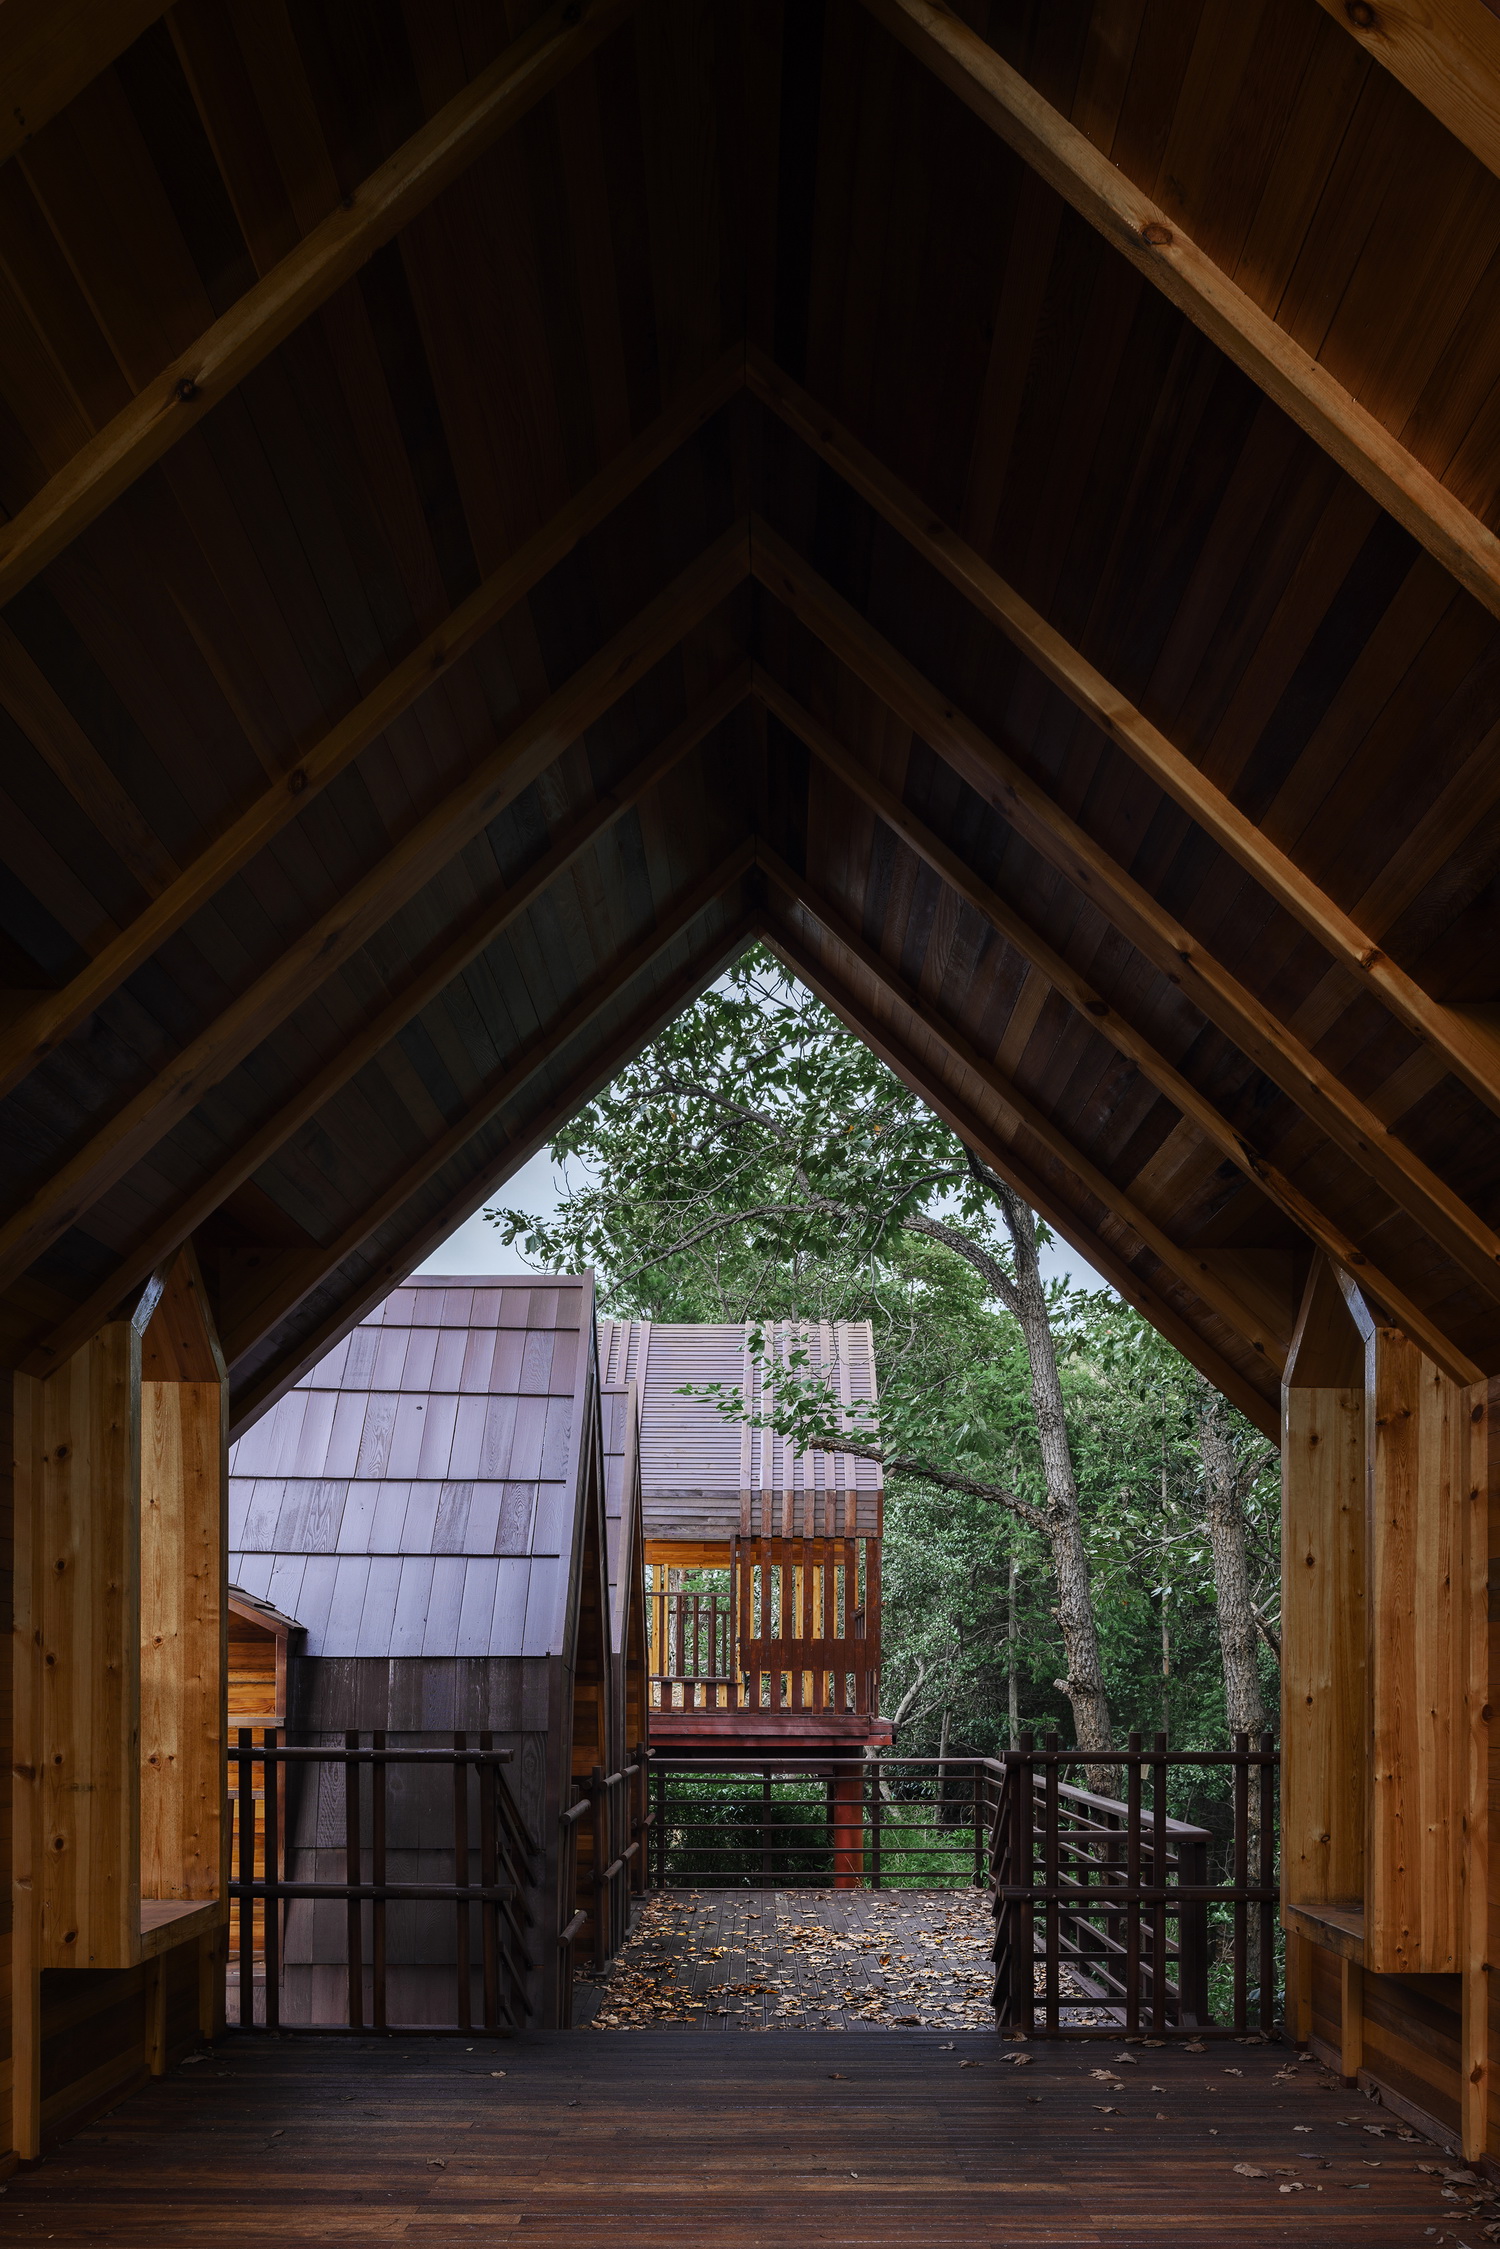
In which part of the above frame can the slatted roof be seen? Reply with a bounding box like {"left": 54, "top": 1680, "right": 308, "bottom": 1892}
{"left": 598, "top": 1317, "right": 882, "bottom": 1539}
{"left": 4, "top": 0, "right": 1500, "bottom": 1444}
{"left": 227, "top": 1274, "right": 594, "bottom": 1659}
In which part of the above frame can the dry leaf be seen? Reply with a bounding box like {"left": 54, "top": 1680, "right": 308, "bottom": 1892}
{"left": 1232, "top": 2162, "right": 1266, "bottom": 2179}
{"left": 1183, "top": 2040, "right": 1206, "bottom": 2054}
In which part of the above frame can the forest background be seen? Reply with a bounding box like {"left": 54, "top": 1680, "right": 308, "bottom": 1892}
{"left": 487, "top": 946, "right": 1281, "bottom": 1798}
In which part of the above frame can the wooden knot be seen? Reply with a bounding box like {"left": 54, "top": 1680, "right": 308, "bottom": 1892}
{"left": 174, "top": 376, "right": 200, "bottom": 404}
{"left": 1345, "top": 0, "right": 1376, "bottom": 26}
{"left": 1141, "top": 221, "right": 1173, "bottom": 248}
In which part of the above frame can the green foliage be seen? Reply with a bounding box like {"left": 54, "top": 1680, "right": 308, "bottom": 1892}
{"left": 486, "top": 945, "right": 1280, "bottom": 1779}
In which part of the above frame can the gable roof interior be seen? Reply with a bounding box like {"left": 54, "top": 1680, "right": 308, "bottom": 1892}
{"left": 4, "top": 0, "right": 1500, "bottom": 1449}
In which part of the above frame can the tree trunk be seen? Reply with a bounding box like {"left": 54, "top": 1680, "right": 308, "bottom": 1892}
{"left": 1196, "top": 1382, "right": 1266, "bottom": 1739}
{"left": 999, "top": 1188, "right": 1113, "bottom": 1756}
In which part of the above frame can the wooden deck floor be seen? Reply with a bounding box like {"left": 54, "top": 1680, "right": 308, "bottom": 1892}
{"left": 0, "top": 2027, "right": 1483, "bottom": 2246}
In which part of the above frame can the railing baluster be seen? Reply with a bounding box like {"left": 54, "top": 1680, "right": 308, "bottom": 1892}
{"left": 1125, "top": 1732, "right": 1141, "bottom": 2039}
{"left": 236, "top": 1727, "right": 255, "bottom": 2027}
{"left": 479, "top": 1731, "right": 500, "bottom": 2031}
{"left": 372, "top": 1729, "right": 387, "bottom": 2033}
{"left": 1232, "top": 1730, "right": 1249, "bottom": 2033}
{"left": 1259, "top": 1730, "right": 1276, "bottom": 2034}
{"left": 345, "top": 1731, "right": 364, "bottom": 2033}
{"left": 263, "top": 1726, "right": 280, "bottom": 2033}
{"left": 1150, "top": 1733, "right": 1167, "bottom": 2038}
{"left": 1043, "top": 1733, "right": 1060, "bottom": 2038}
{"left": 454, "top": 1733, "right": 472, "bottom": 2033}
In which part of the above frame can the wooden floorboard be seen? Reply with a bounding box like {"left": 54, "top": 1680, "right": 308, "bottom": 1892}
{"left": 0, "top": 2022, "right": 1481, "bottom": 2244}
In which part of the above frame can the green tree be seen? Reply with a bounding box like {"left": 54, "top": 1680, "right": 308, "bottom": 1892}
{"left": 488, "top": 946, "right": 1279, "bottom": 1764}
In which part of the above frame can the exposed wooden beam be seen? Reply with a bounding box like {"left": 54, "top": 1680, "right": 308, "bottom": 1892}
{"left": 0, "top": 0, "right": 636, "bottom": 609}
{"left": 858, "top": 0, "right": 1500, "bottom": 622}
{"left": 751, "top": 520, "right": 1500, "bottom": 1319}
{"left": 225, "top": 867, "right": 755, "bottom": 1423}
{"left": 0, "top": 350, "right": 741, "bottom": 1104}
{"left": 749, "top": 351, "right": 1500, "bottom": 1122}
{"left": 760, "top": 900, "right": 1282, "bottom": 1439}
{"left": 0, "top": 526, "right": 749, "bottom": 1293}
{"left": 23, "top": 671, "right": 750, "bottom": 1379}
{"left": 755, "top": 670, "right": 1481, "bottom": 1387}
{"left": 754, "top": 840, "right": 1285, "bottom": 1374}
{"left": 1311, "top": 0, "right": 1500, "bottom": 185}
{"left": 0, "top": 0, "right": 167, "bottom": 166}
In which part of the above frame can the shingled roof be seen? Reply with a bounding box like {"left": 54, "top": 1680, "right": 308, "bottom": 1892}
{"left": 228, "top": 1275, "right": 596, "bottom": 1661}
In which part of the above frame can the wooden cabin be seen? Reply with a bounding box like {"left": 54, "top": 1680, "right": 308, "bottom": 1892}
{"left": 226, "top": 1273, "right": 622, "bottom": 2026}
{"left": 598, "top": 1318, "right": 887, "bottom": 1760}
{"left": 3, "top": 0, "right": 1500, "bottom": 2182}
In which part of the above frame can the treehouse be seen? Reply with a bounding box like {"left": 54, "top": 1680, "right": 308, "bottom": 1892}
{"left": 3, "top": 0, "right": 1500, "bottom": 2198}
{"left": 598, "top": 1318, "right": 888, "bottom": 1761}
{"left": 225, "top": 1273, "right": 630, "bottom": 2026}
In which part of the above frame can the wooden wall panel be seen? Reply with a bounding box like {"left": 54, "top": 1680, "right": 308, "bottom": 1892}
{"left": 1281, "top": 1383, "right": 1365, "bottom": 1910}
{"left": 139, "top": 1379, "right": 224, "bottom": 1903}
{"left": 28, "top": 1326, "right": 141, "bottom": 1974}
{"left": 1365, "top": 1326, "right": 1468, "bottom": 1973}
{"left": 1361, "top": 1972, "right": 1463, "bottom": 2140}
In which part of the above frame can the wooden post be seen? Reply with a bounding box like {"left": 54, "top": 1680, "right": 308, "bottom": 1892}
{"left": 1361, "top": 1315, "right": 1467, "bottom": 1972}
{"left": 1286, "top": 1926, "right": 1313, "bottom": 2046}
{"left": 830, "top": 1764, "right": 863, "bottom": 1888}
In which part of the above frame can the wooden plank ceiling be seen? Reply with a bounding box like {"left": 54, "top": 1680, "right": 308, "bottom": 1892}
{"left": 3, "top": 0, "right": 1500, "bottom": 1446}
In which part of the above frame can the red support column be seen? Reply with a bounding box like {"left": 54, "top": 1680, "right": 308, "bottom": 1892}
{"left": 831, "top": 1766, "right": 864, "bottom": 1888}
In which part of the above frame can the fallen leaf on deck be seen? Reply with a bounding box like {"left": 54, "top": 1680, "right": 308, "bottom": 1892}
{"left": 1183, "top": 2040, "right": 1206, "bottom": 2054}
{"left": 1232, "top": 2163, "right": 1266, "bottom": 2178}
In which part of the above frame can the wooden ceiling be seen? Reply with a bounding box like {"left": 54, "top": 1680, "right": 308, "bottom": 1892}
{"left": 4, "top": 0, "right": 1500, "bottom": 1445}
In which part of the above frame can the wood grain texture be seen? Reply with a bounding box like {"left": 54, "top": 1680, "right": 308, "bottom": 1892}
{"left": 0, "top": 529, "right": 749, "bottom": 1294}
{"left": 749, "top": 351, "right": 1500, "bottom": 1121}
{"left": 752, "top": 523, "right": 1500, "bottom": 1364}
{"left": 1310, "top": 0, "right": 1500, "bottom": 185}
{"left": 1364, "top": 1324, "right": 1469, "bottom": 1974}
{"left": 0, "top": 2030, "right": 1480, "bottom": 2243}
{"left": 0, "top": 0, "right": 639, "bottom": 608}
{"left": 859, "top": 0, "right": 1500, "bottom": 620}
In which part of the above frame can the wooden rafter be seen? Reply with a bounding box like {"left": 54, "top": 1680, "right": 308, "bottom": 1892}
{"left": 759, "top": 901, "right": 1282, "bottom": 1439}
{"left": 0, "top": 0, "right": 167, "bottom": 167}
{"left": 224, "top": 862, "right": 756, "bottom": 1417}
{"left": 756, "top": 671, "right": 1482, "bottom": 1388}
{"left": 754, "top": 840, "right": 1285, "bottom": 1374}
{"left": 749, "top": 352, "right": 1500, "bottom": 1122}
{"left": 0, "top": 0, "right": 636, "bottom": 609}
{"left": 23, "top": 671, "right": 750, "bottom": 1379}
{"left": 858, "top": 0, "right": 1500, "bottom": 623}
{"left": 750, "top": 520, "right": 1500, "bottom": 1315}
{"left": 0, "top": 350, "right": 740, "bottom": 1105}
{"left": 1311, "top": 0, "right": 1500, "bottom": 185}
{"left": 0, "top": 526, "right": 750, "bottom": 1293}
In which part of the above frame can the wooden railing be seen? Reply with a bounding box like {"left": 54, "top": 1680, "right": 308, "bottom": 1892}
{"left": 558, "top": 1745, "right": 649, "bottom": 2023}
{"left": 227, "top": 1730, "right": 538, "bottom": 2034}
{"left": 647, "top": 1585, "right": 736, "bottom": 1708}
{"left": 648, "top": 1755, "right": 1003, "bottom": 1887}
{"left": 991, "top": 1732, "right": 1278, "bottom": 2039}
{"left": 647, "top": 1538, "right": 881, "bottom": 1715}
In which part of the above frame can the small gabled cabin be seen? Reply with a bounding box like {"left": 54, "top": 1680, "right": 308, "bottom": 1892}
{"left": 598, "top": 1319, "right": 887, "bottom": 1758}
{"left": 228, "top": 1587, "right": 303, "bottom": 1728}
{"left": 227, "top": 1273, "right": 624, "bottom": 2025}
